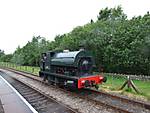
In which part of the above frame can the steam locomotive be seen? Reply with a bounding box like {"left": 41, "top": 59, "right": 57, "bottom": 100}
{"left": 39, "top": 49, "right": 106, "bottom": 89}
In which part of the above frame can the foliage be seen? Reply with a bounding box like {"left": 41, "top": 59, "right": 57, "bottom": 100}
{"left": 0, "top": 49, "right": 5, "bottom": 61}
{"left": 11, "top": 36, "right": 51, "bottom": 66}
{"left": 0, "top": 49, "right": 12, "bottom": 62}
{"left": 1, "top": 6, "right": 150, "bottom": 75}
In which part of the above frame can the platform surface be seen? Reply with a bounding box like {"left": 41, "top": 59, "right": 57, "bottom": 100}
{"left": 0, "top": 74, "right": 35, "bottom": 113}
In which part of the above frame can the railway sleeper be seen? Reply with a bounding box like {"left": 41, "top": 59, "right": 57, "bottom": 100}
{"left": 28, "top": 97, "right": 47, "bottom": 103}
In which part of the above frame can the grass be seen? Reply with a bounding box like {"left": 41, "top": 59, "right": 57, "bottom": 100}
{"left": 100, "top": 74, "right": 150, "bottom": 101}
{"left": 0, "top": 62, "right": 150, "bottom": 101}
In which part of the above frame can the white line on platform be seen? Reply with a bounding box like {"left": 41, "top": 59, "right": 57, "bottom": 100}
{"left": 0, "top": 75, "right": 38, "bottom": 113}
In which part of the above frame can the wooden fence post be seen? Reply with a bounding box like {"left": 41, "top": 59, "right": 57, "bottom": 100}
{"left": 119, "top": 76, "right": 140, "bottom": 93}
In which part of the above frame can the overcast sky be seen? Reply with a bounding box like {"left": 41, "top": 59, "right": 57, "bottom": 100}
{"left": 0, "top": 0, "right": 149, "bottom": 54}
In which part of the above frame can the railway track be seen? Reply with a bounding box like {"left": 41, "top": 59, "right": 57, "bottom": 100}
{"left": 0, "top": 71, "right": 78, "bottom": 113}
{"left": 75, "top": 88, "right": 150, "bottom": 113}
{"left": 1, "top": 68, "right": 150, "bottom": 113}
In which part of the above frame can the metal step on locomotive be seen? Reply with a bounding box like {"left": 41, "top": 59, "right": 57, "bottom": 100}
{"left": 39, "top": 49, "right": 107, "bottom": 89}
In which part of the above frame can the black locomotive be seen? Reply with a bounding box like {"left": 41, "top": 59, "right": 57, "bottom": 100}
{"left": 39, "top": 49, "right": 106, "bottom": 89}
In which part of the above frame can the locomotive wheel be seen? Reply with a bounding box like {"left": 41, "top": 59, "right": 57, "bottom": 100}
{"left": 43, "top": 74, "right": 48, "bottom": 82}
{"left": 47, "top": 76, "right": 54, "bottom": 85}
{"left": 48, "top": 81, "right": 54, "bottom": 85}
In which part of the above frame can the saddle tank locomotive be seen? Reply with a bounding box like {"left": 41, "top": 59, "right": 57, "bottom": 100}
{"left": 39, "top": 49, "right": 106, "bottom": 89}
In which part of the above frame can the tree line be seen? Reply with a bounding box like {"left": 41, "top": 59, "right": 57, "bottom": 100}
{"left": 0, "top": 6, "right": 150, "bottom": 75}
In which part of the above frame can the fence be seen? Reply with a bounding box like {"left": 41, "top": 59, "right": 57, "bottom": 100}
{"left": 104, "top": 73, "right": 150, "bottom": 81}
{"left": 0, "top": 62, "right": 40, "bottom": 75}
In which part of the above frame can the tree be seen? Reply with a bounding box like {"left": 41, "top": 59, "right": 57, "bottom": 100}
{"left": 5, "top": 6, "right": 150, "bottom": 75}
{"left": 0, "top": 49, "right": 5, "bottom": 61}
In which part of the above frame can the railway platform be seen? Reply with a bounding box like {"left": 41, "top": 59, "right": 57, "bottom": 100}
{"left": 0, "top": 74, "right": 37, "bottom": 113}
